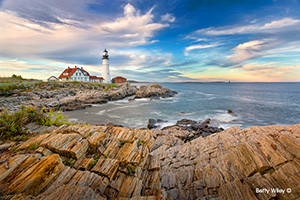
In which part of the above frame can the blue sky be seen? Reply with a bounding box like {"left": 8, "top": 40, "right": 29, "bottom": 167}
{"left": 0, "top": 0, "right": 300, "bottom": 81}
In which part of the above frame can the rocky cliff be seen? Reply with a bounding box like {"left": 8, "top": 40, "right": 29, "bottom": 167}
{"left": 0, "top": 82, "right": 176, "bottom": 112}
{"left": 0, "top": 123, "right": 299, "bottom": 200}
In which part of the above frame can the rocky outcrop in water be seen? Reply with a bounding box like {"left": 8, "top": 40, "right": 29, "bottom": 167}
{"left": 147, "top": 119, "right": 167, "bottom": 129}
{"left": 162, "top": 118, "right": 224, "bottom": 142}
{"left": 0, "top": 82, "right": 176, "bottom": 112}
{"left": 0, "top": 123, "right": 299, "bottom": 199}
{"left": 135, "top": 84, "right": 177, "bottom": 99}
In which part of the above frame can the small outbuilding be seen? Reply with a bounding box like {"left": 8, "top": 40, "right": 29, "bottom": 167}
{"left": 90, "top": 76, "right": 104, "bottom": 83}
{"left": 47, "top": 76, "right": 59, "bottom": 82}
{"left": 112, "top": 76, "right": 127, "bottom": 84}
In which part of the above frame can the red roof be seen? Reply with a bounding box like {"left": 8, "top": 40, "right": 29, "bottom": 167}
{"left": 112, "top": 76, "right": 126, "bottom": 80}
{"left": 90, "top": 76, "right": 104, "bottom": 80}
{"left": 58, "top": 66, "right": 90, "bottom": 79}
{"left": 81, "top": 68, "right": 90, "bottom": 76}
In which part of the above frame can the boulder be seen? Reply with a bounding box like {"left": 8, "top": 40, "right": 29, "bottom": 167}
{"left": 40, "top": 133, "right": 89, "bottom": 159}
{"left": 17, "top": 134, "right": 50, "bottom": 150}
{"left": 147, "top": 119, "right": 167, "bottom": 129}
{"left": 147, "top": 119, "right": 157, "bottom": 129}
{"left": 91, "top": 158, "right": 119, "bottom": 180}
{"left": 176, "top": 119, "right": 197, "bottom": 126}
{"left": 106, "top": 83, "right": 137, "bottom": 101}
{"left": 47, "top": 101, "right": 60, "bottom": 107}
{"left": 106, "top": 121, "right": 124, "bottom": 127}
{"left": 5, "top": 154, "right": 64, "bottom": 196}
{"left": 135, "top": 84, "right": 177, "bottom": 99}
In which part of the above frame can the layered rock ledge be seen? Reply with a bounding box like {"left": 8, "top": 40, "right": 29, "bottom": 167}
{"left": 0, "top": 123, "right": 299, "bottom": 200}
{"left": 0, "top": 82, "right": 176, "bottom": 112}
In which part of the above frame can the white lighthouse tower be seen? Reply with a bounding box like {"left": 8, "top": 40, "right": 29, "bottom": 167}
{"left": 102, "top": 49, "right": 111, "bottom": 83}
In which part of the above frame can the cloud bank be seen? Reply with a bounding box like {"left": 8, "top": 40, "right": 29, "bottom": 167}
{"left": 0, "top": 1, "right": 182, "bottom": 80}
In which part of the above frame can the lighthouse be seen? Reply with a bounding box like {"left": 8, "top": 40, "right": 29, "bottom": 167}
{"left": 102, "top": 49, "right": 111, "bottom": 83}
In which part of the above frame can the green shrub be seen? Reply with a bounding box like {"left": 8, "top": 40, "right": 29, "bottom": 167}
{"left": 11, "top": 74, "right": 23, "bottom": 80}
{"left": 104, "top": 84, "right": 117, "bottom": 91}
{"left": 119, "top": 140, "right": 125, "bottom": 148}
{"left": 127, "top": 166, "right": 135, "bottom": 176}
{"left": 29, "top": 142, "right": 39, "bottom": 150}
{"left": 89, "top": 159, "right": 97, "bottom": 168}
{"left": 0, "top": 83, "right": 27, "bottom": 95}
{"left": 10, "top": 146, "right": 17, "bottom": 153}
{"left": 0, "top": 106, "right": 37, "bottom": 140}
{"left": 0, "top": 106, "right": 67, "bottom": 141}
{"left": 93, "top": 154, "right": 99, "bottom": 160}
{"left": 64, "top": 158, "right": 74, "bottom": 167}
{"left": 89, "top": 154, "right": 100, "bottom": 169}
{"left": 37, "top": 108, "right": 66, "bottom": 126}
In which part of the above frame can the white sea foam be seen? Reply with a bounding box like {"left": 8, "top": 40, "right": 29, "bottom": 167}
{"left": 159, "top": 121, "right": 176, "bottom": 129}
{"left": 158, "top": 97, "right": 179, "bottom": 104}
{"left": 219, "top": 123, "right": 242, "bottom": 129}
{"left": 96, "top": 110, "right": 106, "bottom": 115}
{"left": 135, "top": 98, "right": 151, "bottom": 102}
{"left": 214, "top": 113, "right": 238, "bottom": 123}
{"left": 109, "top": 97, "right": 133, "bottom": 103}
{"left": 150, "top": 110, "right": 163, "bottom": 115}
{"left": 205, "top": 97, "right": 216, "bottom": 100}
{"left": 195, "top": 91, "right": 215, "bottom": 96}
{"left": 92, "top": 104, "right": 105, "bottom": 107}
{"left": 68, "top": 118, "right": 78, "bottom": 123}
{"left": 107, "top": 114, "right": 121, "bottom": 119}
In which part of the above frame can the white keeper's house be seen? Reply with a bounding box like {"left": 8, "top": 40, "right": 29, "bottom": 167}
{"left": 58, "top": 66, "right": 104, "bottom": 83}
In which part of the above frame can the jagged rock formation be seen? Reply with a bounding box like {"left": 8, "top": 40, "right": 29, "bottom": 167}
{"left": 0, "top": 82, "right": 176, "bottom": 112}
{"left": 135, "top": 84, "right": 177, "bottom": 99}
{"left": 0, "top": 123, "right": 299, "bottom": 199}
{"left": 162, "top": 118, "right": 224, "bottom": 141}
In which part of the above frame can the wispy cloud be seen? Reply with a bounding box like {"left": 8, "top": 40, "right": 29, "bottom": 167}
{"left": 0, "top": 2, "right": 171, "bottom": 58}
{"left": 195, "top": 18, "right": 300, "bottom": 35}
{"left": 116, "top": 68, "right": 193, "bottom": 82}
{"left": 161, "top": 13, "right": 175, "bottom": 23}
{"left": 189, "top": 17, "right": 300, "bottom": 69}
{"left": 0, "top": 59, "right": 63, "bottom": 79}
{"left": 185, "top": 43, "right": 219, "bottom": 52}
{"left": 240, "top": 62, "right": 299, "bottom": 78}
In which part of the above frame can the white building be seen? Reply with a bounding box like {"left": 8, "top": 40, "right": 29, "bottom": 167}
{"left": 47, "top": 76, "right": 59, "bottom": 82}
{"left": 102, "top": 49, "right": 111, "bottom": 83}
{"left": 58, "top": 66, "right": 103, "bottom": 83}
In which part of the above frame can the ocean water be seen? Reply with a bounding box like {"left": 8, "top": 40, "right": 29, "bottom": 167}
{"left": 64, "top": 82, "right": 300, "bottom": 129}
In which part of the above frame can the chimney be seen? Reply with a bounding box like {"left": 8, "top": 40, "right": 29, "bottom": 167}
{"left": 81, "top": 67, "right": 83, "bottom": 70}
{"left": 75, "top": 65, "right": 77, "bottom": 68}
{"left": 68, "top": 66, "right": 70, "bottom": 69}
